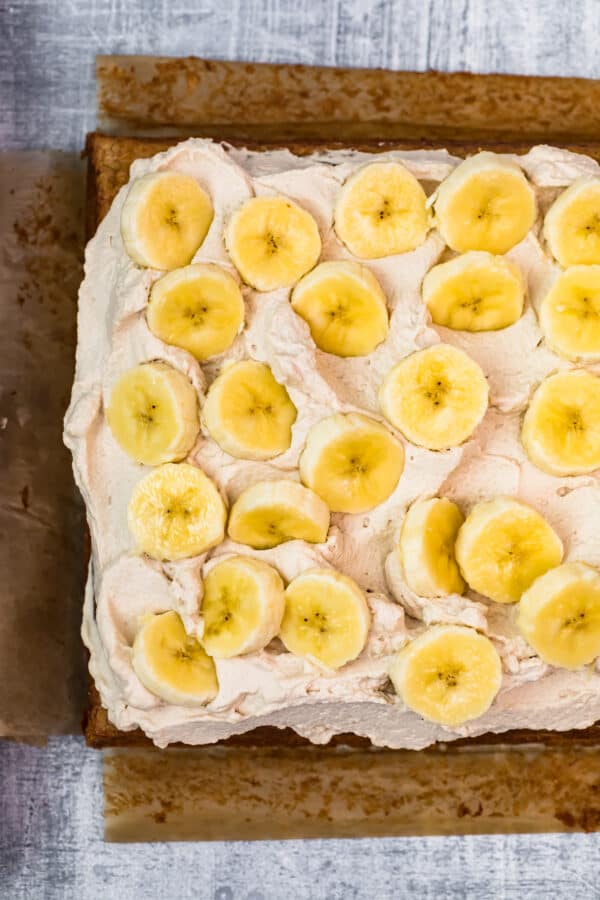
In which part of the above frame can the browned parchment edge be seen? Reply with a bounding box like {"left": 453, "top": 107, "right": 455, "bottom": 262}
{"left": 85, "top": 130, "right": 600, "bottom": 755}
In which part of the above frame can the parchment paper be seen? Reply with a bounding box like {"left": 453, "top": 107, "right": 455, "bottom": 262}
{"left": 0, "top": 151, "right": 87, "bottom": 738}
{"left": 96, "top": 55, "right": 600, "bottom": 143}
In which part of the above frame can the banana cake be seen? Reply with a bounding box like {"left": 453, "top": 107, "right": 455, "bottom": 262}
{"left": 65, "top": 138, "right": 600, "bottom": 749}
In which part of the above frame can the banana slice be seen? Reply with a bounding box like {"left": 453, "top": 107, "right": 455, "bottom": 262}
{"left": 517, "top": 562, "right": 600, "bottom": 668}
{"left": 544, "top": 177, "right": 600, "bottom": 266}
{"left": 147, "top": 263, "right": 244, "bottom": 361}
{"left": 399, "top": 497, "right": 465, "bottom": 597}
{"left": 433, "top": 152, "right": 536, "bottom": 254}
{"left": 201, "top": 555, "right": 285, "bottom": 658}
{"left": 521, "top": 370, "right": 600, "bottom": 476}
{"left": 379, "top": 344, "right": 488, "bottom": 450}
{"left": 132, "top": 610, "right": 218, "bottom": 705}
{"left": 389, "top": 625, "right": 502, "bottom": 726}
{"left": 224, "top": 196, "right": 321, "bottom": 291}
{"left": 202, "top": 360, "right": 297, "bottom": 460}
{"left": 455, "top": 497, "right": 563, "bottom": 604}
{"left": 128, "top": 463, "right": 226, "bottom": 561}
{"left": 120, "top": 171, "right": 213, "bottom": 270}
{"left": 290, "top": 260, "right": 389, "bottom": 357}
{"left": 334, "top": 161, "right": 429, "bottom": 259}
{"left": 422, "top": 251, "right": 525, "bottom": 332}
{"left": 227, "top": 480, "right": 330, "bottom": 550}
{"left": 538, "top": 266, "right": 600, "bottom": 361}
{"left": 299, "top": 412, "right": 404, "bottom": 514}
{"left": 106, "top": 361, "right": 199, "bottom": 466}
{"left": 279, "top": 568, "right": 371, "bottom": 669}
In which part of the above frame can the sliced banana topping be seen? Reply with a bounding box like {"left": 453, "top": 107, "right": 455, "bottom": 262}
{"left": 433, "top": 152, "right": 536, "bottom": 254}
{"left": 89, "top": 148, "right": 600, "bottom": 734}
{"left": 521, "top": 370, "right": 600, "bottom": 476}
{"left": 128, "top": 463, "right": 227, "bottom": 561}
{"left": 455, "top": 497, "right": 563, "bottom": 604}
{"left": 132, "top": 610, "right": 218, "bottom": 706}
{"left": 227, "top": 480, "right": 330, "bottom": 550}
{"left": 389, "top": 625, "right": 502, "bottom": 726}
{"left": 517, "top": 562, "right": 600, "bottom": 669}
{"left": 120, "top": 171, "right": 213, "bottom": 270}
{"left": 399, "top": 497, "right": 465, "bottom": 598}
{"left": 379, "top": 344, "right": 488, "bottom": 450}
{"left": 224, "top": 196, "right": 321, "bottom": 291}
{"left": 202, "top": 360, "right": 297, "bottom": 460}
{"left": 422, "top": 251, "right": 525, "bottom": 332}
{"left": 147, "top": 263, "right": 244, "bottom": 361}
{"left": 299, "top": 412, "right": 404, "bottom": 514}
{"left": 290, "top": 260, "right": 389, "bottom": 357}
{"left": 201, "top": 555, "right": 285, "bottom": 658}
{"left": 539, "top": 266, "right": 600, "bottom": 361}
{"left": 279, "top": 568, "right": 371, "bottom": 669}
{"left": 334, "top": 161, "right": 429, "bottom": 259}
{"left": 106, "top": 361, "right": 199, "bottom": 466}
{"left": 544, "top": 177, "right": 600, "bottom": 266}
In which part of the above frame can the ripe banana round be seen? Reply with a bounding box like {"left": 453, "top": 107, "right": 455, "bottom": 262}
{"left": 147, "top": 263, "right": 244, "bottom": 361}
{"left": 389, "top": 624, "right": 502, "bottom": 726}
{"left": 106, "top": 361, "right": 199, "bottom": 466}
{"left": 299, "top": 412, "right": 404, "bottom": 514}
{"left": 379, "top": 344, "right": 488, "bottom": 450}
{"left": 544, "top": 177, "right": 600, "bottom": 266}
{"left": 455, "top": 497, "right": 563, "bottom": 604}
{"left": 521, "top": 370, "right": 600, "bottom": 476}
{"left": 334, "top": 161, "right": 429, "bottom": 259}
{"left": 128, "top": 462, "right": 226, "bottom": 561}
{"left": 399, "top": 497, "right": 465, "bottom": 597}
{"left": 422, "top": 251, "right": 525, "bottom": 332}
{"left": 433, "top": 152, "right": 536, "bottom": 254}
{"left": 120, "top": 171, "right": 213, "bottom": 270}
{"left": 132, "top": 610, "right": 218, "bottom": 705}
{"left": 201, "top": 555, "right": 285, "bottom": 658}
{"left": 227, "top": 479, "right": 330, "bottom": 550}
{"left": 538, "top": 266, "right": 600, "bottom": 361}
{"left": 202, "top": 360, "right": 297, "bottom": 460}
{"left": 224, "top": 196, "right": 321, "bottom": 291}
{"left": 517, "top": 562, "right": 600, "bottom": 668}
{"left": 290, "top": 260, "right": 389, "bottom": 357}
{"left": 279, "top": 567, "right": 371, "bottom": 669}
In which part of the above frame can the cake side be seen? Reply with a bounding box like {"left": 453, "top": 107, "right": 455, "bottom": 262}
{"left": 70, "top": 135, "right": 600, "bottom": 749}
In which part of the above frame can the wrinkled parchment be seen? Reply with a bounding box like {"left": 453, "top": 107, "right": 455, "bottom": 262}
{"left": 0, "top": 151, "right": 87, "bottom": 738}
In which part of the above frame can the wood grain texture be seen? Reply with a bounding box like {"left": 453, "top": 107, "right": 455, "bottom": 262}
{"left": 2, "top": 736, "right": 599, "bottom": 900}
{"left": 3, "top": 0, "right": 600, "bottom": 154}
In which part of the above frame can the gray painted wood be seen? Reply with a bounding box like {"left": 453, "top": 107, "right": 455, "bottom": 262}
{"left": 2, "top": 1, "right": 600, "bottom": 896}
{"left": 3, "top": 0, "right": 600, "bottom": 152}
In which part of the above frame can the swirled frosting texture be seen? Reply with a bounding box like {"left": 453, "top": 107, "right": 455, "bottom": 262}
{"left": 66, "top": 140, "right": 600, "bottom": 748}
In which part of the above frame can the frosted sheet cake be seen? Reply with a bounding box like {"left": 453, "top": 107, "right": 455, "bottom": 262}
{"left": 65, "top": 138, "right": 600, "bottom": 748}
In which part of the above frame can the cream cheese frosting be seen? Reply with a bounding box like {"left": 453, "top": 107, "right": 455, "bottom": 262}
{"left": 65, "top": 139, "right": 600, "bottom": 749}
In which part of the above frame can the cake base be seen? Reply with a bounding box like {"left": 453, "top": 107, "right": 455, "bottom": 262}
{"left": 103, "top": 742, "right": 600, "bottom": 840}
{"left": 84, "top": 131, "right": 600, "bottom": 753}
